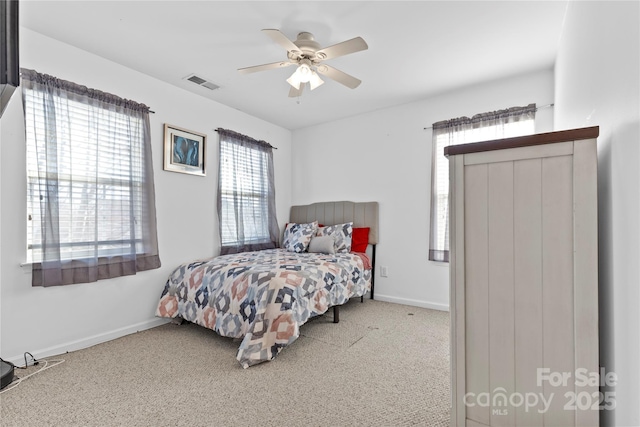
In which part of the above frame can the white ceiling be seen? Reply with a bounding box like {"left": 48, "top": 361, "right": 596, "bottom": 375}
{"left": 20, "top": 1, "right": 569, "bottom": 130}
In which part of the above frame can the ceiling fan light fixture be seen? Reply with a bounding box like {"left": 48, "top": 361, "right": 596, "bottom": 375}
{"left": 286, "top": 62, "right": 314, "bottom": 89}
{"left": 309, "top": 71, "right": 324, "bottom": 90}
{"left": 286, "top": 73, "right": 301, "bottom": 90}
{"left": 296, "top": 63, "right": 312, "bottom": 83}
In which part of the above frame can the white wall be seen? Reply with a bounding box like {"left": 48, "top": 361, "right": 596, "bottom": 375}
{"left": 554, "top": 2, "right": 640, "bottom": 426}
{"left": 0, "top": 29, "right": 292, "bottom": 363}
{"left": 291, "top": 69, "right": 554, "bottom": 310}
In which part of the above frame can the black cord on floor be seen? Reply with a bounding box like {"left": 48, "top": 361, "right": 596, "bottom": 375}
{"left": 0, "top": 356, "right": 66, "bottom": 394}
{"left": 0, "top": 352, "right": 39, "bottom": 370}
{"left": 23, "top": 352, "right": 39, "bottom": 368}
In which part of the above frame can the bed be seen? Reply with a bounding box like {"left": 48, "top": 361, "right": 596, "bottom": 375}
{"left": 155, "top": 201, "right": 379, "bottom": 368}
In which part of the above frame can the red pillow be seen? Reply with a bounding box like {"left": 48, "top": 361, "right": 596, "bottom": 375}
{"left": 351, "top": 227, "right": 370, "bottom": 253}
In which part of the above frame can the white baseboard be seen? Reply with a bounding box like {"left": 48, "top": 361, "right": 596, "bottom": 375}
{"left": 4, "top": 297, "right": 447, "bottom": 365}
{"left": 5, "top": 317, "right": 170, "bottom": 366}
{"left": 374, "top": 293, "right": 450, "bottom": 312}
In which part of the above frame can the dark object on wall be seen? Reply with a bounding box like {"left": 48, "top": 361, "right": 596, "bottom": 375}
{"left": 163, "top": 123, "right": 207, "bottom": 176}
{"left": 0, "top": 359, "right": 15, "bottom": 390}
{"left": 1, "top": 0, "right": 19, "bottom": 118}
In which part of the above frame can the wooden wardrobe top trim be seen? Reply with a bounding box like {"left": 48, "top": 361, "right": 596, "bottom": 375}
{"left": 444, "top": 126, "right": 599, "bottom": 157}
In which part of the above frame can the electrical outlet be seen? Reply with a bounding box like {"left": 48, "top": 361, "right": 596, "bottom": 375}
{"left": 380, "top": 266, "right": 389, "bottom": 277}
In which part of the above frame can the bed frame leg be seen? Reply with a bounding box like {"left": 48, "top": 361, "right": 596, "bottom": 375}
{"left": 370, "top": 244, "right": 376, "bottom": 300}
{"left": 333, "top": 305, "right": 340, "bottom": 323}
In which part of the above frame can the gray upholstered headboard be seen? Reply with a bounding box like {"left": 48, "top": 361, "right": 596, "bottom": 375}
{"left": 289, "top": 201, "right": 379, "bottom": 245}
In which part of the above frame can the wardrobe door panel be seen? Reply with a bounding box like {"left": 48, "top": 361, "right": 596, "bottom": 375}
{"left": 487, "top": 162, "right": 516, "bottom": 427}
{"left": 464, "top": 163, "right": 490, "bottom": 426}
{"left": 541, "top": 155, "right": 575, "bottom": 427}
{"left": 514, "top": 158, "right": 545, "bottom": 426}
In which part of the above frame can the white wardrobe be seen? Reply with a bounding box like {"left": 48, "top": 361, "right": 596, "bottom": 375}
{"left": 446, "top": 127, "right": 599, "bottom": 427}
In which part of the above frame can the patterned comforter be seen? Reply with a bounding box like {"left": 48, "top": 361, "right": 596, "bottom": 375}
{"left": 155, "top": 249, "right": 371, "bottom": 368}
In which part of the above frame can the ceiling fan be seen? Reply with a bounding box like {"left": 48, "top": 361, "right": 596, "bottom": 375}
{"left": 238, "top": 29, "right": 368, "bottom": 97}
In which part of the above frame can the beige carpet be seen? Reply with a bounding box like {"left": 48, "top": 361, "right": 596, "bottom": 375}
{"left": 0, "top": 299, "right": 450, "bottom": 427}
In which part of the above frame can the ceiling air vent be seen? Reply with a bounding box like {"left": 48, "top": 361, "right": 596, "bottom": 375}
{"left": 184, "top": 74, "right": 220, "bottom": 91}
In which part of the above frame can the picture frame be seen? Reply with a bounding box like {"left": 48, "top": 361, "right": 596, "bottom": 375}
{"left": 163, "top": 124, "right": 207, "bottom": 176}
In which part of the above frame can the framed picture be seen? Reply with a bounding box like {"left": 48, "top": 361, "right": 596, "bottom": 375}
{"left": 163, "top": 124, "right": 207, "bottom": 176}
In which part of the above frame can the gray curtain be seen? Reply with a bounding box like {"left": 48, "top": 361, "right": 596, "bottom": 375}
{"left": 22, "top": 68, "right": 161, "bottom": 286}
{"left": 217, "top": 128, "right": 279, "bottom": 255}
{"left": 428, "top": 103, "right": 536, "bottom": 262}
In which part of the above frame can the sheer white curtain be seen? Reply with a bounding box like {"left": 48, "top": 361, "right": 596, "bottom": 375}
{"left": 428, "top": 104, "right": 536, "bottom": 262}
{"left": 217, "top": 128, "right": 279, "bottom": 255}
{"left": 22, "top": 69, "right": 161, "bottom": 286}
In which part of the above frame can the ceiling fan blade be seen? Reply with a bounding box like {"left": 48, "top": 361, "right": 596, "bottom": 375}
{"left": 262, "top": 29, "right": 302, "bottom": 55}
{"left": 316, "top": 65, "right": 362, "bottom": 89}
{"left": 316, "top": 37, "right": 368, "bottom": 61}
{"left": 288, "top": 83, "right": 304, "bottom": 98}
{"left": 238, "top": 61, "right": 294, "bottom": 74}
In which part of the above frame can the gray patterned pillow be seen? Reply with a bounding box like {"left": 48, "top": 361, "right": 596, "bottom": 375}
{"left": 308, "top": 235, "right": 336, "bottom": 254}
{"left": 283, "top": 221, "right": 318, "bottom": 253}
{"left": 317, "top": 222, "right": 353, "bottom": 253}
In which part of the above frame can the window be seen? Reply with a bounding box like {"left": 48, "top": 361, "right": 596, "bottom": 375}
{"left": 217, "top": 128, "right": 279, "bottom": 255}
{"left": 23, "top": 68, "right": 160, "bottom": 286}
{"left": 428, "top": 104, "right": 536, "bottom": 262}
